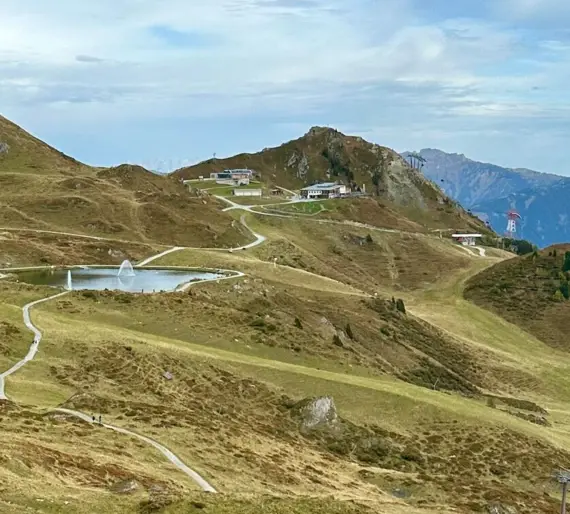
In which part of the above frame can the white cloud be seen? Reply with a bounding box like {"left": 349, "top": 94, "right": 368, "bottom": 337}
{"left": 0, "top": 0, "right": 569, "bottom": 174}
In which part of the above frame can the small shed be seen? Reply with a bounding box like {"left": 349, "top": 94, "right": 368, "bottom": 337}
{"left": 451, "top": 233, "right": 482, "bottom": 246}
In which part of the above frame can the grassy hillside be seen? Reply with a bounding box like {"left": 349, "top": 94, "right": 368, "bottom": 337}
{"left": 465, "top": 245, "right": 570, "bottom": 349}
{"left": 174, "top": 127, "right": 490, "bottom": 236}
{"left": 0, "top": 115, "right": 86, "bottom": 175}
{"left": 3, "top": 116, "right": 568, "bottom": 513}
{"left": 0, "top": 243, "right": 566, "bottom": 513}
{"left": 0, "top": 116, "right": 251, "bottom": 258}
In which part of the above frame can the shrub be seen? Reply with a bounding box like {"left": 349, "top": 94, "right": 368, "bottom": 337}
{"left": 365, "top": 234, "right": 373, "bottom": 244}
{"left": 560, "top": 282, "right": 570, "bottom": 299}
{"left": 554, "top": 249, "right": 558, "bottom": 257}
{"left": 395, "top": 299, "right": 406, "bottom": 314}
{"left": 552, "top": 290, "right": 565, "bottom": 302}
{"left": 345, "top": 323, "right": 355, "bottom": 340}
{"left": 294, "top": 317, "right": 303, "bottom": 329}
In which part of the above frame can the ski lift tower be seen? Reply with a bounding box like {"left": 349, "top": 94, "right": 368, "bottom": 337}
{"left": 505, "top": 209, "right": 521, "bottom": 239}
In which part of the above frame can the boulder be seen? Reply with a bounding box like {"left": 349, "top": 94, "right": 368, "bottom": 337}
{"left": 295, "top": 396, "right": 338, "bottom": 432}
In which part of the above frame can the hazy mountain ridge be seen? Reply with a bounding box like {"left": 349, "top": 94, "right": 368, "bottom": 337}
{"left": 401, "top": 148, "right": 565, "bottom": 206}
{"left": 471, "top": 182, "right": 570, "bottom": 245}
{"left": 402, "top": 148, "right": 570, "bottom": 247}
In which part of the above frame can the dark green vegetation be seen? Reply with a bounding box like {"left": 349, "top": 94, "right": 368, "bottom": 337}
{"left": 465, "top": 244, "right": 570, "bottom": 349}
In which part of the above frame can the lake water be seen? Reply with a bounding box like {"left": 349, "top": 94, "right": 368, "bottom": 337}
{"left": 16, "top": 267, "right": 221, "bottom": 293}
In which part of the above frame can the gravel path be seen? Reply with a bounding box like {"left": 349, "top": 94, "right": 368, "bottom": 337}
{"left": 0, "top": 291, "right": 69, "bottom": 400}
{"left": 0, "top": 249, "right": 218, "bottom": 492}
{"left": 54, "top": 408, "right": 216, "bottom": 492}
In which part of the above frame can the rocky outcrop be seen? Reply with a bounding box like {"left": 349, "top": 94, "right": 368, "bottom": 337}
{"left": 0, "top": 141, "right": 9, "bottom": 154}
{"left": 294, "top": 396, "right": 338, "bottom": 432}
{"left": 286, "top": 150, "right": 309, "bottom": 179}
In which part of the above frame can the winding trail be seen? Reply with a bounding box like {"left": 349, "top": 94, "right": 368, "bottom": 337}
{"left": 0, "top": 249, "right": 219, "bottom": 492}
{"left": 233, "top": 215, "right": 266, "bottom": 250}
{"left": 54, "top": 408, "right": 216, "bottom": 493}
{"left": 0, "top": 227, "right": 171, "bottom": 248}
{"left": 474, "top": 246, "right": 487, "bottom": 257}
{"left": 0, "top": 197, "right": 491, "bottom": 491}
{"left": 0, "top": 291, "right": 69, "bottom": 400}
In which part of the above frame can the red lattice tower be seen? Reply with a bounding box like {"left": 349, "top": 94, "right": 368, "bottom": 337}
{"left": 505, "top": 209, "right": 521, "bottom": 238}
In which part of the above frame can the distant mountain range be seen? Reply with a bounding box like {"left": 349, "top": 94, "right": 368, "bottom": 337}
{"left": 402, "top": 149, "right": 570, "bottom": 248}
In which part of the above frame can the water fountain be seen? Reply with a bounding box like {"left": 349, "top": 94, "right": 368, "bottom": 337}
{"left": 117, "top": 260, "right": 136, "bottom": 277}
{"left": 66, "top": 270, "right": 72, "bottom": 291}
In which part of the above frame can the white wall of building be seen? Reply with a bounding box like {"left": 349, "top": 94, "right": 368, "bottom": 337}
{"left": 233, "top": 189, "right": 262, "bottom": 197}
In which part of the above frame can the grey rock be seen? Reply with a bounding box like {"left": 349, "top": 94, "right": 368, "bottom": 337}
{"left": 0, "top": 141, "right": 9, "bottom": 154}
{"left": 297, "top": 396, "right": 338, "bottom": 431}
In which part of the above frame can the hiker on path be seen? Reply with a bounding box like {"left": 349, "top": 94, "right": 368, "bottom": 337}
{"left": 92, "top": 414, "right": 95, "bottom": 422}
{"left": 99, "top": 415, "right": 102, "bottom": 424}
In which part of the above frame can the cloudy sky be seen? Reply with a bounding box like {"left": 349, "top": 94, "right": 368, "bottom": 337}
{"left": 1, "top": 0, "right": 569, "bottom": 174}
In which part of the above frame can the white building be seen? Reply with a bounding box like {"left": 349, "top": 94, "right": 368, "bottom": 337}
{"left": 233, "top": 189, "right": 262, "bottom": 197}
{"left": 210, "top": 169, "right": 253, "bottom": 186}
{"left": 451, "top": 233, "right": 483, "bottom": 246}
{"left": 300, "top": 182, "right": 350, "bottom": 199}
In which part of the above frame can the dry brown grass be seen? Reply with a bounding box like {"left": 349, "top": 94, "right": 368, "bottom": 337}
{"left": 0, "top": 116, "right": 250, "bottom": 254}
{"left": 0, "top": 229, "right": 164, "bottom": 267}
{"left": 1, "top": 116, "right": 566, "bottom": 513}
{"left": 246, "top": 214, "right": 474, "bottom": 293}
{"left": 0, "top": 278, "right": 566, "bottom": 513}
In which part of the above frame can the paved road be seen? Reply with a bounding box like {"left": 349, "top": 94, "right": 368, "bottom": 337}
{"left": 233, "top": 215, "right": 266, "bottom": 250}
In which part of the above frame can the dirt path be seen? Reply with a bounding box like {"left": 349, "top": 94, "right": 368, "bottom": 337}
{"left": 137, "top": 246, "right": 185, "bottom": 266}
{"left": 0, "top": 226, "right": 170, "bottom": 247}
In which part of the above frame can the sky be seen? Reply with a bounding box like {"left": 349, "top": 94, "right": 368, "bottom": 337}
{"left": 1, "top": 0, "right": 570, "bottom": 174}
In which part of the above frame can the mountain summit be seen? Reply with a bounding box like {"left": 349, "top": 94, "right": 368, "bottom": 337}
{"left": 174, "top": 127, "right": 488, "bottom": 234}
